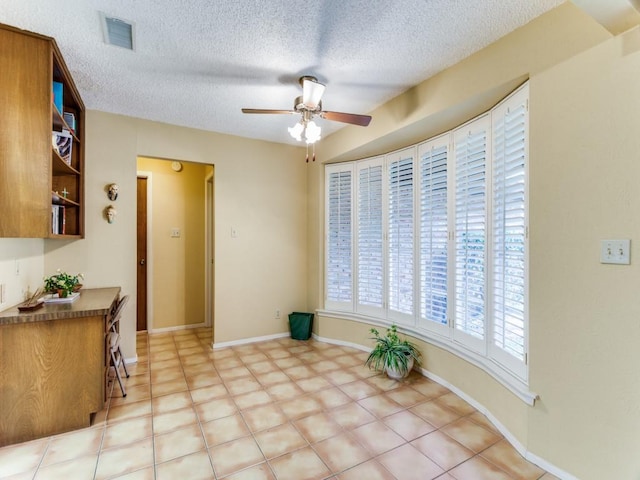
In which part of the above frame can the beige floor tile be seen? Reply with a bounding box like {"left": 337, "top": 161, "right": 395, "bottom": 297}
{"left": 312, "top": 431, "right": 371, "bottom": 473}
{"left": 247, "top": 360, "right": 279, "bottom": 374}
{"left": 408, "top": 379, "right": 450, "bottom": 399}
{"left": 154, "top": 424, "right": 205, "bottom": 464}
{"left": 377, "top": 444, "right": 444, "bottom": 480}
{"left": 294, "top": 412, "right": 343, "bottom": 444}
{"left": 94, "top": 437, "right": 153, "bottom": 480}
{"left": 218, "top": 365, "right": 253, "bottom": 381}
{"left": 34, "top": 453, "right": 98, "bottom": 480}
{"left": 365, "top": 375, "right": 403, "bottom": 392}
{"left": 222, "top": 462, "right": 275, "bottom": 480}
{"left": 358, "top": 394, "right": 404, "bottom": 418}
{"left": 254, "top": 370, "right": 291, "bottom": 386}
{"left": 225, "top": 376, "right": 263, "bottom": 396}
{"left": 298, "top": 351, "right": 325, "bottom": 363}
{"left": 152, "top": 391, "right": 193, "bottom": 414}
{"left": 296, "top": 376, "right": 333, "bottom": 393}
{"left": 104, "top": 465, "right": 155, "bottom": 480}
{"left": 155, "top": 451, "right": 214, "bottom": 480}
{"left": 210, "top": 347, "right": 235, "bottom": 359}
{"left": 108, "top": 400, "right": 152, "bottom": 424}
{"left": 241, "top": 403, "right": 288, "bottom": 433}
{"left": 148, "top": 358, "right": 181, "bottom": 371}
{"left": 273, "top": 357, "right": 303, "bottom": 369}
{"left": 409, "top": 400, "right": 461, "bottom": 428}
{"left": 41, "top": 427, "right": 104, "bottom": 466}
{"left": 0, "top": 439, "right": 49, "bottom": 477}
{"left": 266, "top": 381, "right": 304, "bottom": 401}
{"left": 150, "top": 366, "right": 184, "bottom": 384}
{"left": 322, "top": 369, "right": 360, "bottom": 386}
{"left": 467, "top": 411, "right": 502, "bottom": 436}
{"left": 122, "top": 373, "right": 151, "bottom": 388}
{"left": 264, "top": 348, "right": 292, "bottom": 360}
{"left": 214, "top": 356, "right": 244, "bottom": 370}
{"left": 153, "top": 406, "right": 198, "bottom": 435}
{"left": 190, "top": 383, "right": 229, "bottom": 404}
{"left": 332, "top": 355, "right": 362, "bottom": 368}
{"left": 448, "top": 456, "right": 513, "bottom": 480}
{"left": 440, "top": 418, "right": 502, "bottom": 453}
{"left": 278, "top": 395, "right": 323, "bottom": 420}
{"left": 234, "top": 390, "right": 273, "bottom": 410}
{"left": 311, "top": 387, "right": 352, "bottom": 410}
{"left": 149, "top": 350, "right": 179, "bottom": 364}
{"left": 383, "top": 410, "right": 436, "bottom": 441}
{"left": 180, "top": 353, "right": 211, "bottom": 366}
{"left": 434, "top": 392, "right": 476, "bottom": 416}
{"left": 183, "top": 361, "right": 217, "bottom": 376}
{"left": 330, "top": 402, "right": 376, "bottom": 430}
{"left": 195, "top": 397, "right": 238, "bottom": 422}
{"left": 241, "top": 352, "right": 269, "bottom": 364}
{"left": 232, "top": 344, "right": 261, "bottom": 355}
{"left": 208, "top": 436, "right": 265, "bottom": 478}
{"left": 480, "top": 439, "right": 546, "bottom": 480}
{"left": 254, "top": 422, "right": 308, "bottom": 459}
{"left": 187, "top": 372, "right": 223, "bottom": 390}
{"left": 385, "top": 386, "right": 429, "bottom": 408}
{"left": 283, "top": 365, "right": 316, "bottom": 380}
{"left": 351, "top": 420, "right": 405, "bottom": 456}
{"left": 201, "top": 413, "right": 250, "bottom": 447}
{"left": 309, "top": 360, "right": 341, "bottom": 373}
{"left": 268, "top": 446, "right": 331, "bottom": 480}
{"left": 102, "top": 415, "right": 153, "bottom": 450}
{"left": 337, "top": 459, "right": 396, "bottom": 480}
{"left": 347, "top": 364, "right": 380, "bottom": 379}
{"left": 151, "top": 377, "right": 189, "bottom": 397}
{"left": 411, "top": 430, "right": 474, "bottom": 470}
{"left": 339, "top": 380, "right": 381, "bottom": 400}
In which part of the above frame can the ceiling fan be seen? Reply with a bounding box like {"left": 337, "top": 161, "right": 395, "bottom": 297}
{"left": 241, "top": 75, "right": 372, "bottom": 152}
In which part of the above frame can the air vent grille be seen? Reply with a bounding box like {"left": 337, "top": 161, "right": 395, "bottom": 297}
{"left": 101, "top": 13, "right": 135, "bottom": 50}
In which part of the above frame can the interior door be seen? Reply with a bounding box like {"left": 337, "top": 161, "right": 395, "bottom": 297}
{"left": 136, "top": 176, "right": 148, "bottom": 331}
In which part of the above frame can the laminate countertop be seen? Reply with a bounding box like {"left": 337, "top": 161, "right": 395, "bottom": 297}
{"left": 0, "top": 287, "right": 121, "bottom": 325}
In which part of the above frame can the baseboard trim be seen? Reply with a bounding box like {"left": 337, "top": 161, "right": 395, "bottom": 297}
{"left": 212, "top": 332, "right": 290, "bottom": 350}
{"left": 149, "top": 322, "right": 207, "bottom": 334}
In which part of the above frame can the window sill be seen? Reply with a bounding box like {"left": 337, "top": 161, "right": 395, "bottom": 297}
{"left": 316, "top": 308, "right": 538, "bottom": 406}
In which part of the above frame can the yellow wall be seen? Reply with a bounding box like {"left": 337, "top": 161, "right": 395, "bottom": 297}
{"left": 308, "top": 3, "right": 640, "bottom": 479}
{"left": 43, "top": 112, "right": 308, "bottom": 360}
{"left": 137, "top": 157, "right": 208, "bottom": 330}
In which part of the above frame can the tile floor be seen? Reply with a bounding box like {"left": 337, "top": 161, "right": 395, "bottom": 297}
{"left": 0, "top": 328, "right": 558, "bottom": 480}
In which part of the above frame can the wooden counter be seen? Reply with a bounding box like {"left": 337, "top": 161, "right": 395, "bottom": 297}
{"left": 0, "top": 287, "right": 120, "bottom": 447}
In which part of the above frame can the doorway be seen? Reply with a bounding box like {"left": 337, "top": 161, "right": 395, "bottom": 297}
{"left": 136, "top": 159, "right": 213, "bottom": 332}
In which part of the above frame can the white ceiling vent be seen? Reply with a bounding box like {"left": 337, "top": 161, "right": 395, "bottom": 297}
{"left": 100, "top": 13, "right": 135, "bottom": 50}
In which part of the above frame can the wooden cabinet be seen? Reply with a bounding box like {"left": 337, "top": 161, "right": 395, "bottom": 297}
{"left": 0, "top": 23, "right": 84, "bottom": 238}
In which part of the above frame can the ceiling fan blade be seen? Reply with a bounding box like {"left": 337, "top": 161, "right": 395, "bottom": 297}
{"left": 321, "top": 111, "right": 372, "bottom": 127}
{"left": 302, "top": 78, "right": 325, "bottom": 109}
{"left": 241, "top": 108, "right": 296, "bottom": 115}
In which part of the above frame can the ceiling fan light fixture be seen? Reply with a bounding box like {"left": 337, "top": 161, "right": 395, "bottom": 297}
{"left": 305, "top": 120, "right": 322, "bottom": 144}
{"left": 288, "top": 121, "right": 304, "bottom": 141}
{"left": 302, "top": 78, "right": 325, "bottom": 110}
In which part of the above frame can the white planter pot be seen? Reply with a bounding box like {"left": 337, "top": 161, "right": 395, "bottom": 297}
{"left": 385, "top": 356, "right": 414, "bottom": 380}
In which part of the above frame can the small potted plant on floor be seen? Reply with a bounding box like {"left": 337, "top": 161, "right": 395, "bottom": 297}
{"left": 44, "top": 270, "right": 83, "bottom": 298}
{"left": 365, "top": 324, "right": 422, "bottom": 379}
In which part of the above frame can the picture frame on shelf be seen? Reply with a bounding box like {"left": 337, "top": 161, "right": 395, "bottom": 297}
{"left": 52, "top": 129, "right": 72, "bottom": 165}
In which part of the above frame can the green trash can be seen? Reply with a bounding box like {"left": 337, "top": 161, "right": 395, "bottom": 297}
{"left": 288, "top": 312, "right": 314, "bottom": 340}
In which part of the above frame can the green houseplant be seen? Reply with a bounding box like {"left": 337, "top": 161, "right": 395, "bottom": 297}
{"left": 365, "top": 324, "right": 422, "bottom": 379}
{"left": 44, "top": 270, "right": 83, "bottom": 298}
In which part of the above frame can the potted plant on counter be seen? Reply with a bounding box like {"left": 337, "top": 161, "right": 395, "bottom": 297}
{"left": 44, "top": 270, "right": 83, "bottom": 298}
{"left": 365, "top": 324, "right": 422, "bottom": 380}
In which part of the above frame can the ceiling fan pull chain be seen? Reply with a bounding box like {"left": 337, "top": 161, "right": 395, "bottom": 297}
{"left": 312, "top": 143, "right": 316, "bottom": 162}
{"left": 305, "top": 143, "right": 309, "bottom": 163}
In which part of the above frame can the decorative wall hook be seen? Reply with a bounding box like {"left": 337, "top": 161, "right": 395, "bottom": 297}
{"left": 105, "top": 205, "right": 117, "bottom": 224}
{"left": 107, "top": 183, "right": 119, "bottom": 201}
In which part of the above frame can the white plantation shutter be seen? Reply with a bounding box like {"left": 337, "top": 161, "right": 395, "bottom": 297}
{"left": 388, "top": 148, "right": 415, "bottom": 321}
{"left": 491, "top": 84, "right": 528, "bottom": 378}
{"left": 418, "top": 136, "right": 449, "bottom": 332}
{"left": 325, "top": 164, "right": 354, "bottom": 310}
{"left": 357, "top": 158, "right": 385, "bottom": 316}
{"left": 453, "top": 115, "right": 490, "bottom": 351}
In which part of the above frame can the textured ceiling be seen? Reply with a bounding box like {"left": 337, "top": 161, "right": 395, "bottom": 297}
{"left": 1, "top": 0, "right": 565, "bottom": 145}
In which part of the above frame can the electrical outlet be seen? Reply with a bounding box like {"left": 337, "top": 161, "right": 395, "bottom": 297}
{"left": 171, "top": 228, "right": 181, "bottom": 238}
{"left": 275, "top": 309, "right": 281, "bottom": 319}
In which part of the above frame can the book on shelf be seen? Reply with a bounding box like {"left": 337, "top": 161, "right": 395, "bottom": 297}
{"left": 63, "top": 111, "right": 76, "bottom": 133}
{"left": 51, "top": 205, "right": 66, "bottom": 235}
{"left": 52, "top": 129, "right": 73, "bottom": 165}
{"left": 52, "top": 81, "right": 63, "bottom": 114}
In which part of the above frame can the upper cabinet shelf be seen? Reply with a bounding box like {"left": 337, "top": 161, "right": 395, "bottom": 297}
{"left": 0, "top": 23, "right": 85, "bottom": 239}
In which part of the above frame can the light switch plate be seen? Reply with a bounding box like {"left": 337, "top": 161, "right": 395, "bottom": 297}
{"left": 600, "top": 239, "right": 631, "bottom": 265}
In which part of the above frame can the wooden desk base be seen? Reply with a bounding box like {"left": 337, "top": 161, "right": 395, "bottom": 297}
{"left": 0, "top": 315, "right": 104, "bottom": 447}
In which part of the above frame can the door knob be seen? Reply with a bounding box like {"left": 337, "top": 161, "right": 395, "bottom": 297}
{"left": 139, "top": 259, "right": 146, "bottom": 266}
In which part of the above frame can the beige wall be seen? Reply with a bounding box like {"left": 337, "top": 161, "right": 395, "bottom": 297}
{"left": 308, "top": 3, "right": 640, "bottom": 479}
{"left": 42, "top": 112, "right": 308, "bottom": 361}
{"left": 137, "top": 157, "right": 208, "bottom": 330}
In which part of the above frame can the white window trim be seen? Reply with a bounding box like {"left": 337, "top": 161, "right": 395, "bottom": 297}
{"left": 322, "top": 83, "right": 532, "bottom": 404}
